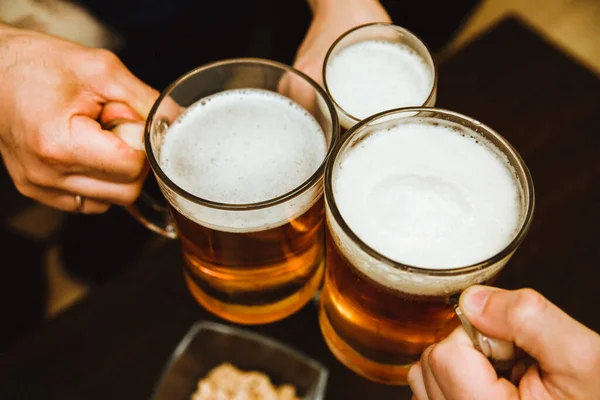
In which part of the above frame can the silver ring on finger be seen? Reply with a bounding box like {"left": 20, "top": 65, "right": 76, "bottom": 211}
{"left": 74, "top": 195, "right": 85, "bottom": 214}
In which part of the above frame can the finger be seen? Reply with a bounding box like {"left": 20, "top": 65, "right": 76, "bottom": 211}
{"left": 518, "top": 363, "right": 551, "bottom": 398}
{"left": 426, "top": 327, "right": 517, "bottom": 400}
{"left": 67, "top": 115, "right": 146, "bottom": 182}
{"left": 460, "top": 286, "right": 600, "bottom": 375}
{"left": 100, "top": 101, "right": 142, "bottom": 124}
{"left": 101, "top": 97, "right": 183, "bottom": 142}
{"left": 88, "top": 51, "right": 159, "bottom": 119}
{"left": 407, "top": 362, "right": 429, "bottom": 400}
{"left": 420, "top": 345, "right": 447, "bottom": 400}
{"left": 113, "top": 68, "right": 159, "bottom": 119}
{"left": 510, "top": 358, "right": 529, "bottom": 384}
{"left": 22, "top": 185, "right": 110, "bottom": 214}
{"left": 100, "top": 102, "right": 147, "bottom": 151}
{"left": 59, "top": 170, "right": 147, "bottom": 206}
{"left": 111, "top": 121, "right": 145, "bottom": 152}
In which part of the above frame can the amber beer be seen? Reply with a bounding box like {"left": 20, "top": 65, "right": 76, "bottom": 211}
{"left": 320, "top": 109, "right": 533, "bottom": 384}
{"left": 173, "top": 198, "right": 324, "bottom": 325}
{"left": 159, "top": 87, "right": 332, "bottom": 325}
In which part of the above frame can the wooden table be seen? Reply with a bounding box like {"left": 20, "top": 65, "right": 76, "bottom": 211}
{"left": 1, "top": 17, "right": 599, "bottom": 400}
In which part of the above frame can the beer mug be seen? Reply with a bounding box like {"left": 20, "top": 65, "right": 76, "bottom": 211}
{"left": 118, "top": 59, "right": 339, "bottom": 325}
{"left": 322, "top": 23, "right": 437, "bottom": 131}
{"left": 319, "top": 107, "right": 534, "bottom": 384}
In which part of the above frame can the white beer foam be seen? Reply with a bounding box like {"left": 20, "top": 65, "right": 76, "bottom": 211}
{"left": 160, "top": 89, "right": 326, "bottom": 232}
{"left": 326, "top": 40, "right": 434, "bottom": 128}
{"left": 330, "top": 119, "right": 522, "bottom": 295}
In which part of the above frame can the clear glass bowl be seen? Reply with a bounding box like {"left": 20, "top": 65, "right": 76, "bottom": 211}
{"left": 150, "top": 321, "right": 329, "bottom": 400}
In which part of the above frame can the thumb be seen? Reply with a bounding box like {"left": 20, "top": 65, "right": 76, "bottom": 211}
{"left": 460, "top": 286, "right": 598, "bottom": 375}
{"left": 100, "top": 101, "right": 141, "bottom": 124}
{"left": 100, "top": 102, "right": 145, "bottom": 152}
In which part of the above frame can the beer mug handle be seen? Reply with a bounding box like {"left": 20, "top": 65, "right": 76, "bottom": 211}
{"left": 454, "top": 304, "right": 516, "bottom": 381}
{"left": 124, "top": 192, "right": 177, "bottom": 239}
{"left": 107, "top": 119, "right": 178, "bottom": 239}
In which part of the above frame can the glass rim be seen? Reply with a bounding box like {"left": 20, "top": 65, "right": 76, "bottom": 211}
{"left": 144, "top": 57, "right": 340, "bottom": 211}
{"left": 324, "top": 107, "right": 535, "bottom": 277}
{"left": 322, "top": 22, "right": 438, "bottom": 124}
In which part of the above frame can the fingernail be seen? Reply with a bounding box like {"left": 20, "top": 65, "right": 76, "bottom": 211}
{"left": 461, "top": 285, "right": 493, "bottom": 317}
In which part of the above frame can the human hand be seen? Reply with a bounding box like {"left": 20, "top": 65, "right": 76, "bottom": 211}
{"left": 0, "top": 24, "right": 158, "bottom": 213}
{"left": 282, "top": 0, "right": 390, "bottom": 118}
{"left": 293, "top": 0, "right": 391, "bottom": 85}
{"left": 407, "top": 286, "right": 600, "bottom": 399}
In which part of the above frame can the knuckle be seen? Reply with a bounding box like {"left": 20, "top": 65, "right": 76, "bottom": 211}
{"left": 509, "top": 288, "right": 548, "bottom": 333}
{"left": 131, "top": 160, "right": 147, "bottom": 180}
{"left": 30, "top": 129, "right": 62, "bottom": 164}
{"left": 419, "top": 347, "right": 427, "bottom": 366}
{"left": 427, "top": 344, "right": 447, "bottom": 373}
{"left": 23, "top": 167, "right": 47, "bottom": 186}
{"left": 90, "top": 48, "right": 121, "bottom": 73}
{"left": 121, "top": 184, "right": 142, "bottom": 205}
{"left": 15, "top": 181, "right": 35, "bottom": 198}
{"left": 121, "top": 156, "right": 146, "bottom": 182}
{"left": 420, "top": 344, "right": 434, "bottom": 367}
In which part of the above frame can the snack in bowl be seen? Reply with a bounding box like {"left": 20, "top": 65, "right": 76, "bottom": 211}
{"left": 191, "top": 362, "right": 300, "bottom": 400}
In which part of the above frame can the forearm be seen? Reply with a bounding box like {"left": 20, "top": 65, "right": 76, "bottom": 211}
{"left": 0, "top": 21, "right": 26, "bottom": 42}
{"left": 0, "top": 22, "right": 15, "bottom": 32}
{"left": 0, "top": 23, "right": 20, "bottom": 61}
{"left": 0, "top": 23, "right": 21, "bottom": 137}
{"left": 308, "top": 0, "right": 383, "bottom": 14}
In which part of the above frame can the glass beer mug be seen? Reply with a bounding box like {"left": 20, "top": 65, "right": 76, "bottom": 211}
{"left": 319, "top": 107, "right": 534, "bottom": 384}
{"left": 322, "top": 22, "right": 438, "bottom": 132}
{"left": 114, "top": 59, "right": 339, "bottom": 325}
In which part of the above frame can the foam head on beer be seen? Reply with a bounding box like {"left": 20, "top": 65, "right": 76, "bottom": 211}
{"left": 330, "top": 117, "right": 523, "bottom": 294}
{"left": 160, "top": 88, "right": 326, "bottom": 232}
{"left": 326, "top": 40, "right": 434, "bottom": 127}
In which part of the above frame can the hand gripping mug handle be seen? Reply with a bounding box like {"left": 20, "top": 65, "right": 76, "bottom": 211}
{"left": 453, "top": 303, "right": 517, "bottom": 382}
{"left": 105, "top": 119, "right": 178, "bottom": 239}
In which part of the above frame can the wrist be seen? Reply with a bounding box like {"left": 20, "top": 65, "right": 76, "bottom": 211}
{"left": 0, "top": 23, "right": 26, "bottom": 134}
